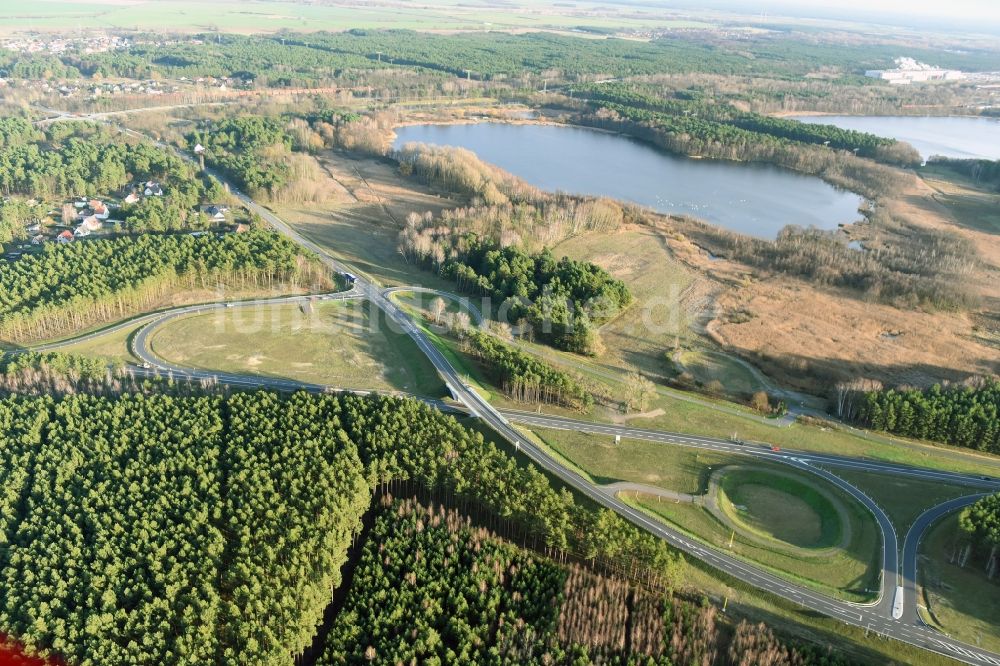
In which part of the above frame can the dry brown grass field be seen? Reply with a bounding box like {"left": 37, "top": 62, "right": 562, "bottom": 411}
{"left": 699, "top": 176, "right": 1000, "bottom": 393}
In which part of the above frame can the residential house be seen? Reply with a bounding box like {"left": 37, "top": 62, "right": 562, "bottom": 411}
{"left": 232, "top": 223, "right": 250, "bottom": 234}
{"left": 144, "top": 181, "right": 164, "bottom": 197}
{"left": 79, "top": 215, "right": 102, "bottom": 232}
{"left": 30, "top": 234, "right": 46, "bottom": 245}
{"left": 56, "top": 230, "right": 74, "bottom": 243}
{"left": 89, "top": 200, "right": 110, "bottom": 220}
{"left": 124, "top": 192, "right": 140, "bottom": 205}
{"left": 203, "top": 204, "right": 230, "bottom": 222}
{"left": 73, "top": 226, "right": 92, "bottom": 237}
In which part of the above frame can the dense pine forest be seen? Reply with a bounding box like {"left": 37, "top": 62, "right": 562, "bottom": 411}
{"left": 463, "top": 330, "right": 592, "bottom": 409}
{"left": 319, "top": 497, "right": 857, "bottom": 665}
{"left": 0, "top": 389, "right": 688, "bottom": 665}
{"left": 854, "top": 378, "right": 1000, "bottom": 452}
{"left": 960, "top": 494, "right": 1000, "bottom": 580}
{"left": 0, "top": 231, "right": 330, "bottom": 342}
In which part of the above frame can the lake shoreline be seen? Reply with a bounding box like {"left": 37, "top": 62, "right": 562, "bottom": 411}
{"left": 392, "top": 121, "right": 864, "bottom": 239}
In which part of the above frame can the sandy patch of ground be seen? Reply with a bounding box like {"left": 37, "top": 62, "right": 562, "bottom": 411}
{"left": 610, "top": 408, "right": 666, "bottom": 424}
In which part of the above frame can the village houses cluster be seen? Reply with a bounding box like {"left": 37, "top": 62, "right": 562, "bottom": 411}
{"left": 31, "top": 180, "right": 165, "bottom": 247}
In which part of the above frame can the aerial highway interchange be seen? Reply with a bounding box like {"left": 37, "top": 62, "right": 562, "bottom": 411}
{"left": 20, "top": 111, "right": 1000, "bottom": 666}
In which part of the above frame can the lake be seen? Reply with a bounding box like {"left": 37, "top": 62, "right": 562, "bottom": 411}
{"left": 790, "top": 115, "right": 1000, "bottom": 161}
{"left": 393, "top": 123, "right": 862, "bottom": 239}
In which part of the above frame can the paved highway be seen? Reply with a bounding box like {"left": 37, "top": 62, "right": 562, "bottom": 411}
{"left": 31, "top": 114, "right": 1000, "bottom": 664}
{"left": 502, "top": 411, "right": 1000, "bottom": 490}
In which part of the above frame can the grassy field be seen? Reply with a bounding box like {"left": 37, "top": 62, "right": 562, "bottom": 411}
{"left": 551, "top": 227, "right": 697, "bottom": 379}
{"left": 634, "top": 494, "right": 879, "bottom": 602}
{"left": 920, "top": 515, "right": 1000, "bottom": 653}
{"left": 529, "top": 425, "right": 740, "bottom": 493}
{"left": 149, "top": 299, "right": 447, "bottom": 397}
{"left": 679, "top": 556, "right": 959, "bottom": 666}
{"left": 718, "top": 469, "right": 843, "bottom": 549}
{"left": 921, "top": 165, "right": 1000, "bottom": 235}
{"left": 828, "top": 468, "right": 982, "bottom": 534}
{"left": 676, "top": 349, "right": 766, "bottom": 396}
{"left": 277, "top": 152, "right": 456, "bottom": 290}
{"left": 57, "top": 324, "right": 144, "bottom": 365}
{"left": 479, "top": 416, "right": 955, "bottom": 666}
{"left": 391, "top": 290, "right": 481, "bottom": 323}
{"left": 417, "top": 311, "right": 1000, "bottom": 478}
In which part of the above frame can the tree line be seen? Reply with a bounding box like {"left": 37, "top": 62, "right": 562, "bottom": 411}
{"left": 463, "top": 329, "right": 592, "bottom": 410}
{"left": 0, "top": 231, "right": 330, "bottom": 342}
{"left": 852, "top": 377, "right": 1000, "bottom": 452}
{"left": 570, "top": 87, "right": 913, "bottom": 199}
{"left": 926, "top": 157, "right": 1000, "bottom": 191}
{"left": 394, "top": 142, "right": 543, "bottom": 205}
{"left": 960, "top": 494, "right": 1000, "bottom": 581}
{"left": 42, "top": 30, "right": 1000, "bottom": 88}
{"left": 678, "top": 214, "right": 979, "bottom": 311}
{"left": 579, "top": 84, "right": 918, "bottom": 165}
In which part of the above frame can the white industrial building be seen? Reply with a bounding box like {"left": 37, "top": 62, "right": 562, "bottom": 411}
{"left": 865, "top": 57, "right": 965, "bottom": 84}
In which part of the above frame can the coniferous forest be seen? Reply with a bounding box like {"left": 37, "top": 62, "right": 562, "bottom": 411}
{"left": 0, "top": 389, "right": 694, "bottom": 665}
{"left": 0, "top": 231, "right": 329, "bottom": 342}
{"left": 319, "top": 497, "right": 857, "bottom": 665}
{"left": 856, "top": 379, "right": 1000, "bottom": 452}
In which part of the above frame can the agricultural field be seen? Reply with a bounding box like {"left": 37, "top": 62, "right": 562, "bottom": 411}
{"left": 0, "top": 0, "right": 712, "bottom": 34}
{"left": 148, "top": 300, "right": 447, "bottom": 397}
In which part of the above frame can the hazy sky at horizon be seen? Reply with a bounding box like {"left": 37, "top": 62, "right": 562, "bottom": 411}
{"left": 749, "top": 0, "right": 1000, "bottom": 22}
